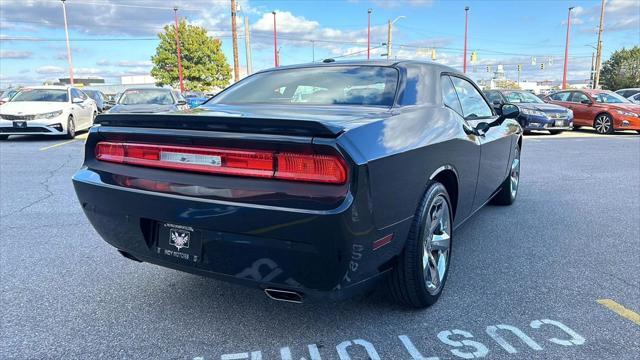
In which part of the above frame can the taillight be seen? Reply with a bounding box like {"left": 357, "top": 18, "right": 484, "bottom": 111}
{"left": 95, "top": 141, "right": 347, "bottom": 184}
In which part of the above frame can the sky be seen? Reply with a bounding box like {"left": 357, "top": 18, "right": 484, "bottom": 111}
{"left": 0, "top": 0, "right": 639, "bottom": 88}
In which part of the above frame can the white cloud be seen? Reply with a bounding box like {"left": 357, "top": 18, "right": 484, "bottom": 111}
{"left": 116, "top": 60, "right": 153, "bottom": 67}
{"left": 0, "top": 50, "right": 33, "bottom": 59}
{"left": 253, "top": 11, "right": 319, "bottom": 34}
{"left": 35, "top": 65, "right": 64, "bottom": 74}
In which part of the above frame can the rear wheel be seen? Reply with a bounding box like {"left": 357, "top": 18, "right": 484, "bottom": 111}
{"left": 65, "top": 116, "right": 76, "bottom": 139}
{"left": 388, "top": 182, "right": 453, "bottom": 308}
{"left": 548, "top": 130, "right": 563, "bottom": 135}
{"left": 594, "top": 114, "right": 614, "bottom": 134}
{"left": 491, "top": 146, "right": 520, "bottom": 205}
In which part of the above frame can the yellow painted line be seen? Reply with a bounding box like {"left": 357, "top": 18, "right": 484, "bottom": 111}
{"left": 597, "top": 299, "right": 640, "bottom": 325}
{"left": 39, "top": 139, "right": 78, "bottom": 151}
{"left": 39, "top": 133, "right": 88, "bottom": 151}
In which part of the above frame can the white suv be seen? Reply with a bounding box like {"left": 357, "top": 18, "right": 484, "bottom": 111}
{"left": 0, "top": 86, "right": 97, "bottom": 140}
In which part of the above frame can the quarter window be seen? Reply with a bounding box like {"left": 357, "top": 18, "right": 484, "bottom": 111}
{"left": 399, "top": 64, "right": 430, "bottom": 105}
{"left": 441, "top": 75, "right": 463, "bottom": 115}
{"left": 450, "top": 76, "right": 493, "bottom": 119}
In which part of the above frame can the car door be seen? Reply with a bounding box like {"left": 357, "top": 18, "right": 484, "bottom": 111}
{"left": 449, "top": 76, "right": 513, "bottom": 210}
{"left": 70, "top": 88, "right": 91, "bottom": 127}
{"left": 566, "top": 91, "right": 593, "bottom": 126}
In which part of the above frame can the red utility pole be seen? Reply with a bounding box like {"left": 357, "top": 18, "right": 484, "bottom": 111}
{"left": 272, "top": 11, "right": 278, "bottom": 67}
{"left": 562, "top": 7, "right": 574, "bottom": 90}
{"left": 174, "top": 7, "right": 185, "bottom": 93}
{"left": 463, "top": 6, "right": 469, "bottom": 73}
{"left": 61, "top": 0, "right": 74, "bottom": 85}
{"left": 367, "top": 9, "right": 372, "bottom": 60}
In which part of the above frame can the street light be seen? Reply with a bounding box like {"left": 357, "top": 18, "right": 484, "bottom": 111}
{"left": 562, "top": 7, "right": 574, "bottom": 90}
{"left": 60, "top": 0, "right": 74, "bottom": 85}
{"left": 367, "top": 9, "right": 372, "bottom": 60}
{"left": 386, "top": 16, "right": 405, "bottom": 60}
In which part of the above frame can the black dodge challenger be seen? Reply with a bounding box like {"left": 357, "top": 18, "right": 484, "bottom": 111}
{"left": 73, "top": 60, "right": 522, "bottom": 308}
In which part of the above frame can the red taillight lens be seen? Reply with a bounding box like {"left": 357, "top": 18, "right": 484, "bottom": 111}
{"left": 276, "top": 153, "right": 347, "bottom": 184}
{"left": 95, "top": 141, "right": 348, "bottom": 184}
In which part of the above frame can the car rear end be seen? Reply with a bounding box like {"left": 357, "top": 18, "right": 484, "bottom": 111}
{"left": 72, "top": 113, "right": 387, "bottom": 302}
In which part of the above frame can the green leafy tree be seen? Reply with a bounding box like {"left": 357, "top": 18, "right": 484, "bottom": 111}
{"left": 599, "top": 46, "right": 640, "bottom": 90}
{"left": 151, "top": 19, "right": 231, "bottom": 92}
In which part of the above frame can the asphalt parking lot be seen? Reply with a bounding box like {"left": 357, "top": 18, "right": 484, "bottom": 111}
{"left": 1, "top": 129, "right": 639, "bottom": 360}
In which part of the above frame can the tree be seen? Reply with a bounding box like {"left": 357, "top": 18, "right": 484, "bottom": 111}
{"left": 494, "top": 79, "right": 520, "bottom": 90}
{"left": 599, "top": 46, "right": 640, "bottom": 90}
{"left": 151, "top": 19, "right": 231, "bottom": 92}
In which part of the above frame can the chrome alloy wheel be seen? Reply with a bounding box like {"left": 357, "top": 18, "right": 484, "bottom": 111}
{"left": 510, "top": 148, "right": 520, "bottom": 199}
{"left": 422, "top": 195, "right": 451, "bottom": 295}
{"left": 594, "top": 114, "right": 612, "bottom": 134}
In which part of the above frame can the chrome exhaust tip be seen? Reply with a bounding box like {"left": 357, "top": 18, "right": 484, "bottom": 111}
{"left": 264, "top": 288, "right": 304, "bottom": 303}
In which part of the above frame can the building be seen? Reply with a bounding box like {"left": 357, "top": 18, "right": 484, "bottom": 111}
{"left": 57, "top": 77, "right": 105, "bottom": 86}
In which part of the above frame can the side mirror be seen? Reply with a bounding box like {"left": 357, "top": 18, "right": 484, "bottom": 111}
{"left": 475, "top": 121, "right": 491, "bottom": 136}
{"left": 580, "top": 99, "right": 592, "bottom": 105}
{"left": 72, "top": 97, "right": 84, "bottom": 103}
{"left": 500, "top": 103, "right": 520, "bottom": 119}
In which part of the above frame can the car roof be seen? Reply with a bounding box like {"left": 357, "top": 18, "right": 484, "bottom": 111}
{"left": 23, "top": 85, "right": 70, "bottom": 90}
{"left": 123, "top": 87, "right": 172, "bottom": 92}
{"left": 255, "top": 59, "right": 460, "bottom": 75}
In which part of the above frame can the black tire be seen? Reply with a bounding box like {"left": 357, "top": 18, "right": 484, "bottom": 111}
{"left": 388, "top": 181, "right": 453, "bottom": 308}
{"left": 548, "top": 130, "right": 563, "bottom": 135}
{"left": 0, "top": 134, "right": 8, "bottom": 140}
{"left": 573, "top": 125, "right": 581, "bottom": 130}
{"left": 491, "top": 146, "right": 520, "bottom": 206}
{"left": 65, "top": 115, "right": 76, "bottom": 139}
{"left": 594, "top": 113, "right": 614, "bottom": 134}
{"left": 636, "top": 130, "right": 640, "bottom": 135}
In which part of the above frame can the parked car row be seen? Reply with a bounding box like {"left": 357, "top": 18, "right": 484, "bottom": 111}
{"left": 484, "top": 88, "right": 640, "bottom": 135}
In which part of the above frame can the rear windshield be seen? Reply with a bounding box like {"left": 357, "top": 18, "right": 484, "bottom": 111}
{"left": 119, "top": 89, "right": 174, "bottom": 105}
{"left": 12, "top": 89, "right": 68, "bottom": 102}
{"left": 210, "top": 66, "right": 399, "bottom": 106}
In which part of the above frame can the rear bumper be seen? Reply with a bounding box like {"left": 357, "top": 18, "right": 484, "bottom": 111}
{"left": 73, "top": 168, "right": 410, "bottom": 301}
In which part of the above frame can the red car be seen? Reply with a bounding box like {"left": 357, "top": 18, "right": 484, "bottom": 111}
{"left": 545, "top": 89, "right": 640, "bottom": 134}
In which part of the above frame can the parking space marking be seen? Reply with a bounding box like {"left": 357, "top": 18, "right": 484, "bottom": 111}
{"left": 38, "top": 133, "right": 88, "bottom": 151}
{"left": 597, "top": 299, "right": 640, "bottom": 325}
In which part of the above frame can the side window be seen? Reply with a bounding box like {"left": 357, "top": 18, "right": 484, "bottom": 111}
{"left": 551, "top": 92, "right": 570, "bottom": 101}
{"left": 399, "top": 64, "right": 429, "bottom": 105}
{"left": 78, "top": 90, "right": 88, "bottom": 100}
{"left": 70, "top": 89, "right": 81, "bottom": 101}
{"left": 571, "top": 92, "right": 589, "bottom": 103}
{"left": 450, "top": 76, "right": 493, "bottom": 119}
{"left": 484, "top": 91, "right": 503, "bottom": 104}
{"left": 441, "top": 75, "right": 463, "bottom": 115}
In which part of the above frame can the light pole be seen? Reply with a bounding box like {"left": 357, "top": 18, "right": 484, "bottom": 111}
{"left": 173, "top": 7, "right": 185, "bottom": 93}
{"left": 60, "top": 0, "right": 74, "bottom": 85}
{"left": 272, "top": 11, "right": 278, "bottom": 67}
{"left": 562, "top": 7, "right": 574, "bottom": 90}
{"left": 386, "top": 16, "right": 405, "bottom": 60}
{"left": 367, "top": 9, "right": 372, "bottom": 60}
{"left": 593, "top": 0, "right": 606, "bottom": 89}
{"left": 463, "top": 6, "right": 469, "bottom": 74}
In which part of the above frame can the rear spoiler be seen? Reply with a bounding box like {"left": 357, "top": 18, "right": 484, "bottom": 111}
{"left": 94, "top": 113, "right": 343, "bottom": 137}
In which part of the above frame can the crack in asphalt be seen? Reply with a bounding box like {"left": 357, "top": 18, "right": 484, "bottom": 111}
{"left": 0, "top": 153, "right": 75, "bottom": 220}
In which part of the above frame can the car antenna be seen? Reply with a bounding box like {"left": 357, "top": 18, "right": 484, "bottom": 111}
{"left": 322, "top": 58, "right": 335, "bottom": 63}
